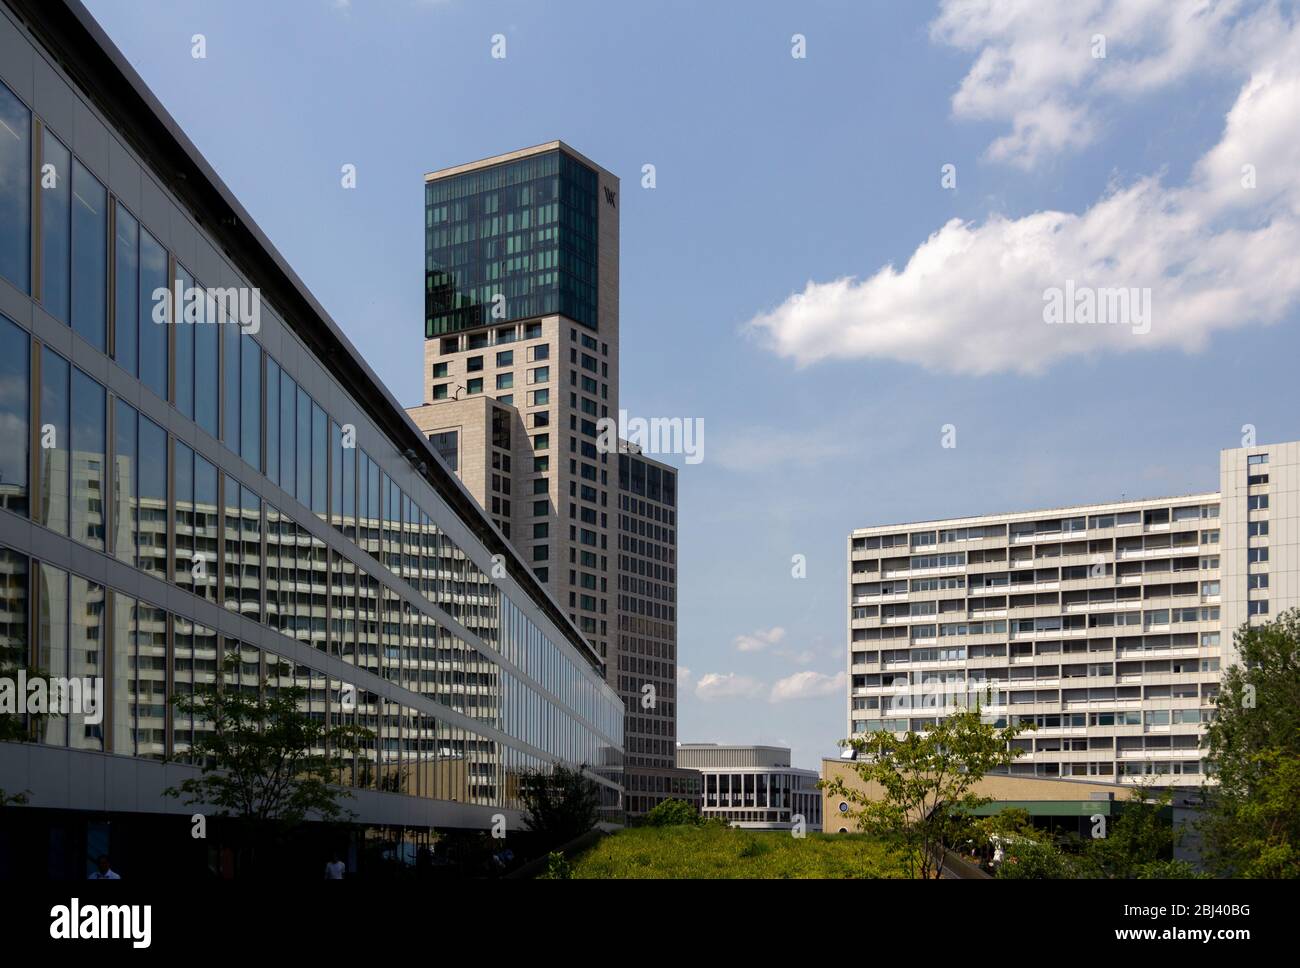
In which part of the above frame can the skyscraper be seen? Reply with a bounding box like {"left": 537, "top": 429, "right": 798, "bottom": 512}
{"left": 407, "top": 143, "right": 691, "bottom": 815}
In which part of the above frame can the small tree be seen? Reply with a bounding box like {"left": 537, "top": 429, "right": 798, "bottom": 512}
{"left": 164, "top": 652, "right": 370, "bottom": 871}
{"left": 822, "top": 708, "right": 1026, "bottom": 879}
{"left": 1201, "top": 610, "right": 1300, "bottom": 878}
{"left": 642, "top": 798, "right": 701, "bottom": 827}
{"left": 519, "top": 763, "right": 601, "bottom": 849}
{"left": 0, "top": 661, "right": 45, "bottom": 807}
{"left": 1083, "top": 786, "right": 1177, "bottom": 879}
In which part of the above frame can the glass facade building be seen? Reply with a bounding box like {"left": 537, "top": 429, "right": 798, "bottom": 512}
{"left": 0, "top": 0, "right": 622, "bottom": 840}
{"left": 425, "top": 149, "right": 600, "bottom": 336}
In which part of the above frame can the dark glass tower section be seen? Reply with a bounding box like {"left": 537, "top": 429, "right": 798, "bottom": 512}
{"left": 425, "top": 149, "right": 599, "bottom": 337}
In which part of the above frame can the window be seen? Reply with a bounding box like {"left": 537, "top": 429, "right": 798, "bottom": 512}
{"left": 1248, "top": 547, "right": 1269, "bottom": 563}
{"left": 39, "top": 348, "right": 70, "bottom": 535}
{"left": 531, "top": 411, "right": 549, "bottom": 428}
{"left": 467, "top": 355, "right": 483, "bottom": 372}
{"left": 431, "top": 383, "right": 448, "bottom": 400}
{"left": 0, "top": 316, "right": 29, "bottom": 515}
{"left": 240, "top": 334, "right": 261, "bottom": 468}
{"left": 467, "top": 378, "right": 483, "bottom": 395}
{"left": 495, "top": 351, "right": 513, "bottom": 367}
{"left": 496, "top": 372, "right": 513, "bottom": 390}
{"left": 0, "top": 81, "right": 31, "bottom": 292}
{"left": 432, "top": 362, "right": 449, "bottom": 378}
{"left": 174, "top": 264, "right": 195, "bottom": 419}
{"left": 497, "top": 394, "right": 512, "bottom": 405}
{"left": 530, "top": 343, "right": 550, "bottom": 362}
{"left": 1248, "top": 573, "right": 1269, "bottom": 590}
{"left": 1247, "top": 453, "right": 1269, "bottom": 465}
{"left": 71, "top": 160, "right": 107, "bottom": 351}
{"left": 528, "top": 366, "right": 550, "bottom": 384}
{"left": 533, "top": 456, "right": 548, "bottom": 472}
{"left": 532, "top": 544, "right": 548, "bottom": 562}
{"left": 41, "top": 130, "right": 71, "bottom": 322}
{"left": 139, "top": 227, "right": 169, "bottom": 399}
{"left": 533, "top": 523, "right": 549, "bottom": 539}
{"left": 112, "top": 205, "right": 139, "bottom": 375}
{"left": 70, "top": 368, "right": 105, "bottom": 551}
{"left": 1248, "top": 521, "right": 1269, "bottom": 537}
{"left": 528, "top": 388, "right": 550, "bottom": 406}
{"left": 534, "top": 433, "right": 549, "bottom": 450}
{"left": 1249, "top": 600, "right": 1269, "bottom": 616}
{"left": 430, "top": 431, "right": 458, "bottom": 473}
{"left": 1248, "top": 494, "right": 1269, "bottom": 510}
{"left": 524, "top": 322, "right": 541, "bottom": 340}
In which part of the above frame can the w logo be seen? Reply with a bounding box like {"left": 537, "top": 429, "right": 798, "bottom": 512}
{"left": 603, "top": 186, "right": 616, "bottom": 207}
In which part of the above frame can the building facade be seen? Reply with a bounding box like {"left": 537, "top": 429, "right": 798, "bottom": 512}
{"left": 0, "top": 0, "right": 623, "bottom": 873}
{"left": 406, "top": 144, "right": 687, "bottom": 816}
{"left": 677, "top": 744, "right": 822, "bottom": 830}
{"left": 846, "top": 441, "right": 1298, "bottom": 787}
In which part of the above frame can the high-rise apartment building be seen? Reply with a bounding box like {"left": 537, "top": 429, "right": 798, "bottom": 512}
{"left": 406, "top": 144, "right": 688, "bottom": 815}
{"left": 846, "top": 441, "right": 1299, "bottom": 787}
{"left": 0, "top": 0, "right": 623, "bottom": 876}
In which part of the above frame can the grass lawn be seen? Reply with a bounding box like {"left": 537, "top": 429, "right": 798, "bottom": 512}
{"left": 569, "top": 824, "right": 909, "bottom": 879}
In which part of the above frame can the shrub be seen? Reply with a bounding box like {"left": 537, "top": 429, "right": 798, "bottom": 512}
{"left": 642, "top": 798, "right": 701, "bottom": 827}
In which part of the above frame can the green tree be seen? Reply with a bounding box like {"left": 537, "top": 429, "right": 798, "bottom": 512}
{"left": 164, "top": 652, "right": 370, "bottom": 871}
{"left": 822, "top": 708, "right": 1027, "bottom": 879}
{"left": 0, "top": 661, "right": 46, "bottom": 807}
{"left": 1201, "top": 610, "right": 1300, "bottom": 878}
{"left": 1083, "top": 787, "right": 1177, "bottom": 879}
{"left": 642, "top": 798, "right": 700, "bottom": 827}
{"left": 519, "top": 763, "right": 601, "bottom": 849}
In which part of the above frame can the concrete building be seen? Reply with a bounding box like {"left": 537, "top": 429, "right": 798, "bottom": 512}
{"left": 846, "top": 441, "right": 1299, "bottom": 787}
{"left": 677, "top": 744, "right": 822, "bottom": 830}
{"left": 0, "top": 0, "right": 624, "bottom": 876}
{"left": 405, "top": 143, "right": 689, "bottom": 816}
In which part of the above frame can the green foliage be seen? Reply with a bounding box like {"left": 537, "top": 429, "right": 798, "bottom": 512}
{"left": 822, "top": 708, "right": 1028, "bottom": 879}
{"left": 519, "top": 763, "right": 601, "bottom": 848}
{"left": 641, "top": 798, "right": 701, "bottom": 827}
{"left": 569, "top": 826, "right": 908, "bottom": 879}
{"left": 1083, "top": 787, "right": 1176, "bottom": 879}
{"left": 539, "top": 851, "right": 574, "bottom": 879}
{"left": 1201, "top": 610, "right": 1300, "bottom": 878}
{"left": 163, "top": 652, "right": 369, "bottom": 829}
{"left": 995, "top": 837, "right": 1079, "bottom": 879}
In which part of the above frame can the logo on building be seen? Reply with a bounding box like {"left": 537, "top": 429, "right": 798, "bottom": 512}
{"left": 603, "top": 186, "right": 616, "bottom": 208}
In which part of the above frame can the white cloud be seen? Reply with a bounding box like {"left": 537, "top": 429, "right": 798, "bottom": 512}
{"left": 694, "top": 672, "right": 766, "bottom": 701}
{"left": 769, "top": 670, "right": 847, "bottom": 703}
{"left": 747, "top": 17, "right": 1300, "bottom": 376}
{"left": 678, "top": 666, "right": 692, "bottom": 692}
{"left": 733, "top": 626, "right": 786, "bottom": 653}
{"left": 932, "top": 0, "right": 1285, "bottom": 169}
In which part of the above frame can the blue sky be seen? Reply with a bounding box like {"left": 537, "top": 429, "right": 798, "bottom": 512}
{"left": 83, "top": 0, "right": 1300, "bottom": 770}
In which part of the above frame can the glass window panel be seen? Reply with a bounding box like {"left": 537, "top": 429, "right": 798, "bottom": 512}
{"left": 69, "top": 575, "right": 105, "bottom": 751}
{"left": 112, "top": 398, "right": 137, "bottom": 565}
{"left": 37, "top": 562, "right": 68, "bottom": 746}
{"left": 240, "top": 334, "right": 260, "bottom": 469}
{"left": 223, "top": 475, "right": 240, "bottom": 613}
{"left": 39, "top": 347, "right": 69, "bottom": 535}
{"left": 194, "top": 453, "right": 218, "bottom": 602}
{"left": 311, "top": 401, "right": 326, "bottom": 516}
{"left": 113, "top": 205, "right": 139, "bottom": 374}
{"left": 110, "top": 591, "right": 133, "bottom": 755}
{"left": 135, "top": 603, "right": 167, "bottom": 759}
{"left": 137, "top": 415, "right": 167, "bottom": 575}
{"left": 279, "top": 368, "right": 295, "bottom": 497}
{"left": 223, "top": 315, "right": 239, "bottom": 447}
{"left": 265, "top": 357, "right": 280, "bottom": 484}
{"left": 0, "top": 315, "right": 30, "bottom": 515}
{"left": 296, "top": 385, "right": 310, "bottom": 506}
{"left": 40, "top": 130, "right": 70, "bottom": 322}
{"left": 70, "top": 368, "right": 105, "bottom": 551}
{"left": 139, "top": 228, "right": 168, "bottom": 399}
{"left": 173, "top": 441, "right": 194, "bottom": 593}
{"left": 240, "top": 485, "right": 261, "bottom": 622}
{"left": 0, "top": 546, "right": 28, "bottom": 673}
{"left": 330, "top": 421, "right": 343, "bottom": 528}
{"left": 174, "top": 265, "right": 194, "bottom": 418}
{"left": 0, "top": 81, "right": 32, "bottom": 293}
{"left": 71, "top": 160, "right": 107, "bottom": 351}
